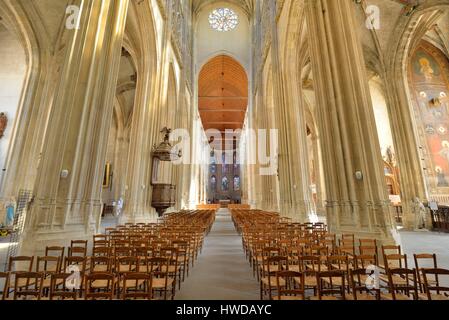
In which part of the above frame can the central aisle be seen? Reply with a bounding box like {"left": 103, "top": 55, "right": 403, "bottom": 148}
{"left": 175, "top": 208, "right": 259, "bottom": 300}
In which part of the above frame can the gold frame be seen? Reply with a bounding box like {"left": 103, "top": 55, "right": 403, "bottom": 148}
{"left": 103, "top": 162, "right": 112, "bottom": 188}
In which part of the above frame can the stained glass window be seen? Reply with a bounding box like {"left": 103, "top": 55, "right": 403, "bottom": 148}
{"left": 222, "top": 176, "right": 229, "bottom": 191}
{"left": 211, "top": 176, "right": 217, "bottom": 191}
{"left": 234, "top": 176, "right": 240, "bottom": 191}
{"left": 209, "top": 8, "right": 238, "bottom": 32}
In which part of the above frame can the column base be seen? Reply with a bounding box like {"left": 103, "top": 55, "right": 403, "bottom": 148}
{"left": 118, "top": 210, "right": 159, "bottom": 224}
{"left": 19, "top": 226, "right": 96, "bottom": 257}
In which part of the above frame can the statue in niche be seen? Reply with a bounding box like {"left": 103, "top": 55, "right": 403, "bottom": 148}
{"left": 0, "top": 113, "right": 7, "bottom": 139}
{"left": 384, "top": 146, "right": 396, "bottom": 166}
{"left": 435, "top": 166, "right": 449, "bottom": 187}
{"left": 413, "top": 197, "right": 427, "bottom": 230}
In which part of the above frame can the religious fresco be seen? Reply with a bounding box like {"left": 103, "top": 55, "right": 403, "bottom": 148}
{"left": 409, "top": 41, "right": 449, "bottom": 195}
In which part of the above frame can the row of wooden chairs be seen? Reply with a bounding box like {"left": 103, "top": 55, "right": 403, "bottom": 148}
{"left": 3, "top": 209, "right": 216, "bottom": 300}
{"left": 231, "top": 209, "right": 449, "bottom": 301}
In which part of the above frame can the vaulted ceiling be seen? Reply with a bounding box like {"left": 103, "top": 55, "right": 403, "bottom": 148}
{"left": 115, "top": 48, "right": 136, "bottom": 128}
{"left": 198, "top": 55, "right": 248, "bottom": 136}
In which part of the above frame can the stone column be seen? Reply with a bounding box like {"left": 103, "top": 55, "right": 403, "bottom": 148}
{"left": 311, "top": 134, "right": 326, "bottom": 219}
{"left": 305, "top": 0, "right": 396, "bottom": 242}
{"left": 21, "top": 0, "right": 130, "bottom": 255}
{"left": 269, "top": 0, "right": 312, "bottom": 222}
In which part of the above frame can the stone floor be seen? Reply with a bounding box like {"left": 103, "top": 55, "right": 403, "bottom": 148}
{"left": 175, "top": 209, "right": 260, "bottom": 300}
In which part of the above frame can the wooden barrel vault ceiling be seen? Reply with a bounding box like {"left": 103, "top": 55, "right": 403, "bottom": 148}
{"left": 198, "top": 55, "right": 248, "bottom": 147}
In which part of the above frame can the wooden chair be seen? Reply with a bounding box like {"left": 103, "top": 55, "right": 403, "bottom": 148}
{"left": 380, "top": 245, "right": 401, "bottom": 269}
{"left": 172, "top": 240, "right": 190, "bottom": 283}
{"left": 49, "top": 273, "right": 79, "bottom": 300}
{"left": 13, "top": 272, "right": 44, "bottom": 300}
{"left": 90, "top": 256, "right": 112, "bottom": 274}
{"left": 380, "top": 253, "right": 410, "bottom": 287}
{"left": 312, "top": 271, "right": 346, "bottom": 300}
{"left": 160, "top": 247, "right": 180, "bottom": 293}
{"left": 381, "top": 268, "right": 418, "bottom": 300}
{"left": 0, "top": 272, "right": 10, "bottom": 300}
{"left": 297, "top": 255, "right": 321, "bottom": 295}
{"left": 84, "top": 273, "right": 115, "bottom": 300}
{"left": 8, "top": 256, "right": 34, "bottom": 293}
{"left": 260, "top": 256, "right": 288, "bottom": 300}
{"left": 121, "top": 273, "right": 153, "bottom": 300}
{"left": 421, "top": 268, "right": 449, "bottom": 300}
{"left": 36, "top": 256, "right": 61, "bottom": 295}
{"left": 414, "top": 253, "right": 438, "bottom": 293}
{"left": 116, "top": 256, "right": 140, "bottom": 296}
{"left": 347, "top": 268, "right": 380, "bottom": 300}
{"left": 69, "top": 240, "right": 88, "bottom": 257}
{"left": 354, "top": 254, "right": 378, "bottom": 270}
{"left": 147, "top": 257, "right": 173, "bottom": 300}
{"left": 8, "top": 256, "right": 34, "bottom": 273}
{"left": 64, "top": 256, "right": 87, "bottom": 297}
{"left": 275, "top": 271, "right": 305, "bottom": 300}
{"left": 93, "top": 235, "right": 109, "bottom": 248}
{"left": 45, "top": 246, "right": 65, "bottom": 268}
{"left": 325, "top": 255, "right": 350, "bottom": 291}
{"left": 93, "top": 246, "right": 113, "bottom": 257}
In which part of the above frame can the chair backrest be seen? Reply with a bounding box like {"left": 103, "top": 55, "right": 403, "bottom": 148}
{"left": 68, "top": 246, "right": 87, "bottom": 258}
{"left": 316, "top": 271, "right": 346, "bottom": 300}
{"left": 298, "top": 255, "right": 321, "bottom": 274}
{"left": 90, "top": 256, "right": 112, "bottom": 273}
{"left": 8, "top": 256, "right": 34, "bottom": 272}
{"left": 71, "top": 240, "right": 88, "bottom": 250}
{"left": 36, "top": 256, "right": 61, "bottom": 274}
{"left": 349, "top": 268, "right": 380, "bottom": 300}
{"left": 116, "top": 256, "right": 140, "bottom": 274}
{"left": 147, "top": 257, "right": 169, "bottom": 277}
{"left": 45, "top": 246, "right": 65, "bottom": 263}
{"left": 355, "top": 254, "right": 378, "bottom": 269}
{"left": 422, "top": 268, "right": 449, "bottom": 300}
{"left": 385, "top": 253, "right": 408, "bottom": 270}
{"left": 387, "top": 268, "right": 418, "bottom": 300}
{"left": 414, "top": 253, "right": 437, "bottom": 269}
{"left": 0, "top": 272, "right": 9, "bottom": 300}
{"left": 276, "top": 270, "right": 305, "bottom": 300}
{"left": 327, "top": 255, "right": 349, "bottom": 272}
{"left": 64, "top": 256, "right": 87, "bottom": 275}
{"left": 414, "top": 253, "right": 438, "bottom": 292}
{"left": 49, "top": 273, "right": 78, "bottom": 300}
{"left": 93, "top": 246, "right": 112, "bottom": 257}
{"left": 84, "top": 273, "right": 115, "bottom": 300}
{"left": 114, "top": 246, "right": 132, "bottom": 258}
{"left": 122, "top": 272, "right": 152, "bottom": 300}
{"left": 382, "top": 245, "right": 401, "bottom": 263}
{"left": 13, "top": 272, "right": 44, "bottom": 300}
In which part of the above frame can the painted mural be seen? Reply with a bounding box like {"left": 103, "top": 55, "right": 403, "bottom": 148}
{"left": 409, "top": 41, "right": 449, "bottom": 196}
